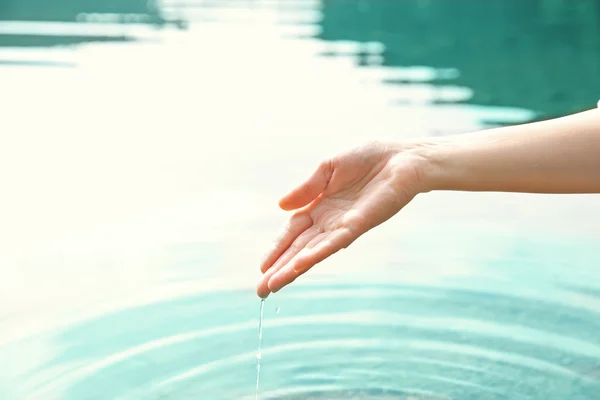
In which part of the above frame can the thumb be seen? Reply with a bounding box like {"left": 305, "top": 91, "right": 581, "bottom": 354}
{"left": 279, "top": 159, "right": 333, "bottom": 211}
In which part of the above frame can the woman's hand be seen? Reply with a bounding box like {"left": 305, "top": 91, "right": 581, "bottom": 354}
{"left": 256, "top": 107, "right": 600, "bottom": 298}
{"left": 257, "top": 141, "right": 427, "bottom": 298}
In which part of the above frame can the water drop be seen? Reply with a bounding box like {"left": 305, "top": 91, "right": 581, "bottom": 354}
{"left": 275, "top": 306, "right": 280, "bottom": 314}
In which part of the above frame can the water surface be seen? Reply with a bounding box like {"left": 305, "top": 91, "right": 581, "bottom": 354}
{"left": 1, "top": 0, "right": 599, "bottom": 399}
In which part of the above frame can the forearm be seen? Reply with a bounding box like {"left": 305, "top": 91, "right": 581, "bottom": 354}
{"left": 416, "top": 107, "right": 600, "bottom": 194}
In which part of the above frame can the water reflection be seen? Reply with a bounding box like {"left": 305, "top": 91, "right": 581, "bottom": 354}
{"left": 318, "top": 0, "right": 600, "bottom": 119}
{"left": 0, "top": 0, "right": 186, "bottom": 49}
{"left": 0, "top": 0, "right": 599, "bottom": 399}
{"left": 8, "top": 280, "right": 600, "bottom": 399}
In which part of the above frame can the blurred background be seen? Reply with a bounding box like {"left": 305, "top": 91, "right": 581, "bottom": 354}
{"left": 0, "top": 1, "right": 600, "bottom": 399}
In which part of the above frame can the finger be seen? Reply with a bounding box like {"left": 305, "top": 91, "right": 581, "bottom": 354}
{"left": 257, "top": 229, "right": 325, "bottom": 298}
{"left": 257, "top": 226, "right": 321, "bottom": 298}
{"left": 268, "top": 227, "right": 356, "bottom": 294}
{"left": 256, "top": 225, "right": 323, "bottom": 298}
{"left": 278, "top": 159, "right": 333, "bottom": 211}
{"left": 260, "top": 213, "right": 313, "bottom": 273}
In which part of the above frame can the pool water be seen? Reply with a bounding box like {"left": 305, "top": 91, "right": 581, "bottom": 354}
{"left": 1, "top": 0, "right": 600, "bottom": 399}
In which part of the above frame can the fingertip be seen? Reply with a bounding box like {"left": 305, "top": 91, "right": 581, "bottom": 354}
{"left": 277, "top": 190, "right": 316, "bottom": 211}
{"left": 267, "top": 279, "right": 281, "bottom": 295}
{"left": 259, "top": 255, "right": 272, "bottom": 273}
{"left": 278, "top": 160, "right": 332, "bottom": 211}
{"left": 269, "top": 274, "right": 297, "bottom": 295}
{"left": 278, "top": 196, "right": 295, "bottom": 211}
{"left": 256, "top": 279, "right": 271, "bottom": 299}
{"left": 267, "top": 267, "right": 294, "bottom": 294}
{"left": 267, "top": 275, "right": 279, "bottom": 294}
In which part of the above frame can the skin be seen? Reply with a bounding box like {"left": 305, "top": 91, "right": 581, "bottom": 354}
{"left": 257, "top": 105, "right": 600, "bottom": 298}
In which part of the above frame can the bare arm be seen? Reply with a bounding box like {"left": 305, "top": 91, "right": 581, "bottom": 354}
{"left": 257, "top": 104, "right": 600, "bottom": 297}
{"left": 417, "top": 107, "right": 600, "bottom": 194}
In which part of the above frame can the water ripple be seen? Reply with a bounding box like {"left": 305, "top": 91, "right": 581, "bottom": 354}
{"left": 3, "top": 281, "right": 597, "bottom": 400}
{"left": 2, "top": 1, "right": 600, "bottom": 399}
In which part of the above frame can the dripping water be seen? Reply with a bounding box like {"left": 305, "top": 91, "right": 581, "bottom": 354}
{"left": 255, "top": 299, "right": 265, "bottom": 400}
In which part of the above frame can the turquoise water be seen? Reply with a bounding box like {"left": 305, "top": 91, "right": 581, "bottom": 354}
{"left": 1, "top": 0, "right": 600, "bottom": 399}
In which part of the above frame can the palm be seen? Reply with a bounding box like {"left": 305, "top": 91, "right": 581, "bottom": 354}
{"left": 257, "top": 142, "right": 422, "bottom": 298}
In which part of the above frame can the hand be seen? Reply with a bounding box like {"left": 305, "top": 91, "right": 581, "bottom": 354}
{"left": 257, "top": 141, "right": 427, "bottom": 298}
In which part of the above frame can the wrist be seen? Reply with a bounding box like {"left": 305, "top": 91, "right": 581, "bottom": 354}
{"left": 389, "top": 133, "right": 485, "bottom": 195}
{"left": 407, "top": 135, "right": 475, "bottom": 193}
{"left": 383, "top": 139, "right": 448, "bottom": 195}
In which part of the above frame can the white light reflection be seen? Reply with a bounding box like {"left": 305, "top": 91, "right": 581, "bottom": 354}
{"left": 1, "top": 2, "right": 599, "bottom": 399}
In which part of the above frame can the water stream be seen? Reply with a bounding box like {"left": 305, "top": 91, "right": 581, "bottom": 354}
{"left": 256, "top": 299, "right": 265, "bottom": 400}
{"left": 1, "top": 0, "right": 599, "bottom": 399}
